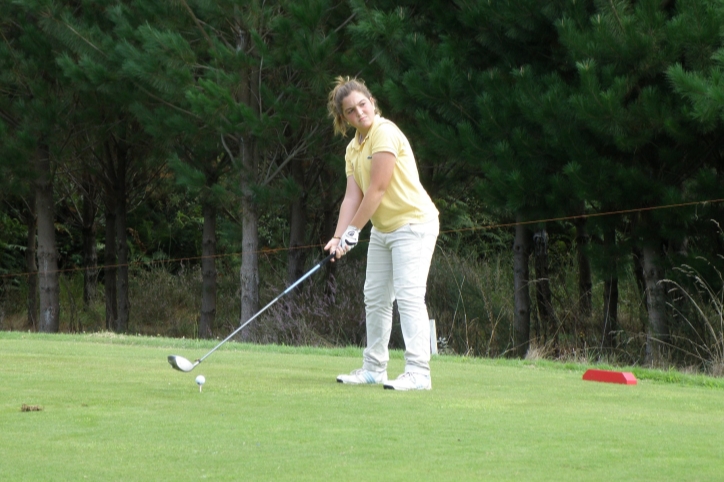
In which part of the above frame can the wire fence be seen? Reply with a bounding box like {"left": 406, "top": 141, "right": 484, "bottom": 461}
{"left": 2, "top": 197, "right": 723, "bottom": 281}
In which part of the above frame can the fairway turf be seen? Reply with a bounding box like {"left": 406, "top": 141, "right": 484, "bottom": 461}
{"left": 1, "top": 332, "right": 723, "bottom": 481}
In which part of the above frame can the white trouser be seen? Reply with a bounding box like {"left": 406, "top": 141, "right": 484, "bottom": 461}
{"left": 362, "top": 218, "right": 439, "bottom": 375}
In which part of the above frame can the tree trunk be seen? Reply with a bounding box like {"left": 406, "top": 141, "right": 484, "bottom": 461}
{"left": 643, "top": 243, "right": 668, "bottom": 363}
{"left": 240, "top": 177, "right": 259, "bottom": 339}
{"left": 513, "top": 219, "right": 531, "bottom": 357}
{"left": 115, "top": 148, "right": 129, "bottom": 333}
{"left": 237, "top": 37, "right": 260, "bottom": 340}
{"left": 81, "top": 180, "right": 98, "bottom": 307}
{"left": 199, "top": 200, "right": 217, "bottom": 339}
{"left": 533, "top": 229, "right": 556, "bottom": 345}
{"left": 575, "top": 219, "right": 592, "bottom": 319}
{"left": 287, "top": 161, "right": 308, "bottom": 286}
{"left": 601, "top": 225, "right": 618, "bottom": 348}
{"left": 631, "top": 245, "right": 647, "bottom": 314}
{"left": 238, "top": 130, "right": 259, "bottom": 340}
{"left": 35, "top": 144, "right": 60, "bottom": 332}
{"left": 603, "top": 278, "right": 619, "bottom": 346}
{"left": 104, "top": 195, "right": 118, "bottom": 331}
{"left": 25, "top": 195, "right": 38, "bottom": 330}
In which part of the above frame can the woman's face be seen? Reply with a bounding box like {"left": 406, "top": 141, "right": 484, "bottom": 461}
{"left": 341, "top": 90, "right": 375, "bottom": 135}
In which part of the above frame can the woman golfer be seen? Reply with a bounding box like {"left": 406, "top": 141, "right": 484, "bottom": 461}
{"left": 325, "top": 76, "right": 439, "bottom": 391}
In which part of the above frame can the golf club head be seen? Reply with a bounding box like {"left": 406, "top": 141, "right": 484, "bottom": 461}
{"left": 168, "top": 355, "right": 197, "bottom": 372}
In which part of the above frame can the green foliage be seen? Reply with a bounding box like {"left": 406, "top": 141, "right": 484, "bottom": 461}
{"left": 127, "top": 186, "right": 205, "bottom": 263}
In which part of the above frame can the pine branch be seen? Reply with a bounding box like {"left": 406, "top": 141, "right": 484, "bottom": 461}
{"left": 178, "top": 0, "right": 214, "bottom": 51}
{"left": 220, "top": 133, "right": 237, "bottom": 168}
{"left": 136, "top": 83, "right": 201, "bottom": 120}
{"left": 606, "top": 0, "right": 626, "bottom": 33}
{"left": 334, "top": 12, "right": 356, "bottom": 33}
{"left": 44, "top": 14, "right": 107, "bottom": 58}
{"left": 262, "top": 124, "right": 319, "bottom": 186}
{"left": 0, "top": 108, "right": 18, "bottom": 128}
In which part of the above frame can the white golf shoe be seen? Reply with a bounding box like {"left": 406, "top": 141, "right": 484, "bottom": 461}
{"left": 383, "top": 372, "right": 432, "bottom": 391}
{"left": 336, "top": 368, "right": 388, "bottom": 385}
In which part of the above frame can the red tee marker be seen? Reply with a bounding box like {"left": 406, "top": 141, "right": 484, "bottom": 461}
{"left": 582, "top": 369, "right": 637, "bottom": 385}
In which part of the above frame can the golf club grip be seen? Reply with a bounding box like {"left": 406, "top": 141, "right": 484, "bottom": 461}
{"left": 197, "top": 252, "right": 335, "bottom": 363}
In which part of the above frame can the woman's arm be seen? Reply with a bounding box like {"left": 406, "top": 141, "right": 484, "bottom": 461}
{"left": 336, "top": 175, "right": 364, "bottom": 235}
{"left": 324, "top": 152, "right": 395, "bottom": 258}
{"left": 324, "top": 176, "right": 363, "bottom": 257}
{"left": 348, "top": 151, "right": 395, "bottom": 229}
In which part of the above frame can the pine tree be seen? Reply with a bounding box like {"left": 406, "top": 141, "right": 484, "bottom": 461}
{"left": 45, "top": 0, "right": 172, "bottom": 332}
{"left": 558, "top": 0, "right": 723, "bottom": 362}
{"left": 100, "top": 2, "right": 234, "bottom": 338}
{"left": 161, "top": 0, "right": 354, "bottom": 336}
{"left": 48, "top": 0, "right": 356, "bottom": 338}
{"left": 266, "top": 0, "right": 357, "bottom": 285}
{"left": 0, "top": 0, "right": 74, "bottom": 332}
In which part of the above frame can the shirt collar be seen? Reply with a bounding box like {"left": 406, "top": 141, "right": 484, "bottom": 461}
{"left": 354, "top": 115, "right": 382, "bottom": 149}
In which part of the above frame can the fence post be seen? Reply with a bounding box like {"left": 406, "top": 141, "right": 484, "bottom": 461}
{"left": 430, "top": 318, "right": 437, "bottom": 355}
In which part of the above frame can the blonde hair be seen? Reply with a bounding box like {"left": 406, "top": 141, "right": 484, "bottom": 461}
{"left": 327, "top": 76, "right": 380, "bottom": 137}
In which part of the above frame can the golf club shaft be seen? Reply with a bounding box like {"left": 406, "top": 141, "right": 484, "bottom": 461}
{"left": 196, "top": 253, "right": 335, "bottom": 364}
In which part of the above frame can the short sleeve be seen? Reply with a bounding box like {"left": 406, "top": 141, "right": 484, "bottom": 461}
{"left": 344, "top": 140, "right": 356, "bottom": 178}
{"left": 369, "top": 122, "right": 400, "bottom": 157}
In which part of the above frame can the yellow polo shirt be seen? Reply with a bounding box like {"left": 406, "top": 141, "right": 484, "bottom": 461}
{"left": 345, "top": 116, "right": 438, "bottom": 233}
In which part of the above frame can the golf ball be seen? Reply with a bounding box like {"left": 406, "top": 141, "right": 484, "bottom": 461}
{"left": 195, "top": 375, "right": 206, "bottom": 386}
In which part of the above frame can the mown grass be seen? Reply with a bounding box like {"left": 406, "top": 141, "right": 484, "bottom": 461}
{"left": 2, "top": 332, "right": 723, "bottom": 481}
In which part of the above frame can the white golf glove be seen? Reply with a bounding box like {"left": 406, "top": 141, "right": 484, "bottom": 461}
{"left": 337, "top": 225, "right": 360, "bottom": 254}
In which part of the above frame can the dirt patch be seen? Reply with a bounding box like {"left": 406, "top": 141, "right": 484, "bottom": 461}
{"left": 21, "top": 404, "right": 43, "bottom": 412}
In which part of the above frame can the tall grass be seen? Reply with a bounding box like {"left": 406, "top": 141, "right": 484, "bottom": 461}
{"left": 426, "top": 248, "right": 515, "bottom": 357}
{"left": 426, "top": 246, "right": 651, "bottom": 365}
{"left": 2, "top": 247, "right": 724, "bottom": 374}
{"left": 247, "top": 258, "right": 367, "bottom": 347}
{"left": 662, "top": 258, "right": 724, "bottom": 376}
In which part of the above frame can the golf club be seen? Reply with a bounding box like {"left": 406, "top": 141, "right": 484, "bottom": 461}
{"left": 168, "top": 252, "right": 335, "bottom": 372}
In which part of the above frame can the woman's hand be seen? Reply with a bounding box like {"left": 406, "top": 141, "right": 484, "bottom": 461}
{"left": 338, "top": 226, "right": 360, "bottom": 253}
{"left": 324, "top": 225, "right": 360, "bottom": 260}
{"left": 324, "top": 237, "right": 342, "bottom": 261}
